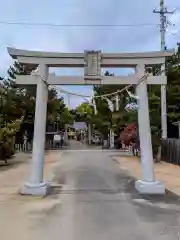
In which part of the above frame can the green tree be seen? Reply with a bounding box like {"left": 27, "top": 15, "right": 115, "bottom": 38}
{"left": 74, "top": 101, "right": 93, "bottom": 127}
{"left": 92, "top": 71, "right": 135, "bottom": 136}
{"left": 0, "top": 61, "right": 73, "bottom": 142}
{"left": 166, "top": 43, "right": 180, "bottom": 123}
{"left": 146, "top": 43, "right": 180, "bottom": 137}
{"left": 93, "top": 85, "right": 112, "bottom": 138}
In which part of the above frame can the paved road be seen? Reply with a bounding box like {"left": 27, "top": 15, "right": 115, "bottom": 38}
{"left": 35, "top": 141, "right": 179, "bottom": 239}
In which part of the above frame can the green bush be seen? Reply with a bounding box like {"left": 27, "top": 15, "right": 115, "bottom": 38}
{"left": 4, "top": 142, "right": 15, "bottom": 158}
{"left": 0, "top": 117, "right": 23, "bottom": 162}
{"left": 0, "top": 141, "right": 15, "bottom": 161}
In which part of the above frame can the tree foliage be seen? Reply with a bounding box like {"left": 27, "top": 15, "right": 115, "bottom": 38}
{"left": 71, "top": 44, "right": 179, "bottom": 151}
{"left": 147, "top": 43, "right": 180, "bottom": 136}
{"left": 0, "top": 61, "right": 73, "bottom": 151}
{"left": 92, "top": 43, "right": 180, "bottom": 140}
{"left": 92, "top": 71, "right": 134, "bottom": 136}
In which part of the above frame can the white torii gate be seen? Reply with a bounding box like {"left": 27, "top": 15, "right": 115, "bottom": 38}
{"left": 7, "top": 47, "right": 173, "bottom": 196}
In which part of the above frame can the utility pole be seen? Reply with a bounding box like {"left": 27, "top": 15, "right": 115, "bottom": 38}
{"left": 153, "top": 0, "right": 174, "bottom": 139}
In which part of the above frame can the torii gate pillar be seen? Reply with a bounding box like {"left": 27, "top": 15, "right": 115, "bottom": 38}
{"left": 21, "top": 64, "right": 49, "bottom": 196}
{"left": 135, "top": 64, "right": 164, "bottom": 194}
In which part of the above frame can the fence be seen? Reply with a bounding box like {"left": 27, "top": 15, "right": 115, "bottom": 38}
{"left": 161, "top": 138, "right": 180, "bottom": 165}
{"left": 15, "top": 138, "right": 68, "bottom": 152}
{"left": 15, "top": 142, "right": 32, "bottom": 152}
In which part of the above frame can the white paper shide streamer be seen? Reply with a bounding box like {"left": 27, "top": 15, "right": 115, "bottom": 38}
{"left": 126, "top": 89, "right": 139, "bottom": 100}
{"left": 125, "top": 102, "right": 138, "bottom": 111}
{"left": 115, "top": 94, "right": 119, "bottom": 111}
{"left": 125, "top": 89, "right": 139, "bottom": 111}
{"left": 92, "top": 97, "right": 97, "bottom": 115}
{"left": 107, "top": 98, "right": 114, "bottom": 112}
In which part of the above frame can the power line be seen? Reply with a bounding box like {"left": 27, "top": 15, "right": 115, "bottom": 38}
{"left": 0, "top": 21, "right": 158, "bottom": 28}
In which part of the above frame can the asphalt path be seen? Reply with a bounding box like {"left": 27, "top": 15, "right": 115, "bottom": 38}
{"left": 34, "top": 141, "right": 179, "bottom": 239}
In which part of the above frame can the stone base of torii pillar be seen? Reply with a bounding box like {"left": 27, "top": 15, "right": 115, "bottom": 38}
{"left": 135, "top": 180, "right": 165, "bottom": 194}
{"left": 21, "top": 182, "right": 49, "bottom": 196}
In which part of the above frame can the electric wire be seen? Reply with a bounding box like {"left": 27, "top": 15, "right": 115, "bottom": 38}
{"left": 0, "top": 21, "right": 158, "bottom": 28}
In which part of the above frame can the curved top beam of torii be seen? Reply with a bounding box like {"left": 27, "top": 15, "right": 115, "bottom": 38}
{"left": 7, "top": 47, "right": 174, "bottom": 60}
{"left": 7, "top": 47, "right": 175, "bottom": 69}
{"left": 7, "top": 47, "right": 174, "bottom": 86}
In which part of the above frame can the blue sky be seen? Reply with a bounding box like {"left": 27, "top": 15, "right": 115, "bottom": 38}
{"left": 0, "top": 0, "right": 180, "bottom": 108}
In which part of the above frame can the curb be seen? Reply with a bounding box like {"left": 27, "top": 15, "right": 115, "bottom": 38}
{"left": 112, "top": 156, "right": 180, "bottom": 198}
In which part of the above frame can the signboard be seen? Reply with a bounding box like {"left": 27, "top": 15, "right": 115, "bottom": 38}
{"left": 84, "top": 51, "right": 101, "bottom": 78}
{"left": 54, "top": 134, "right": 61, "bottom": 141}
